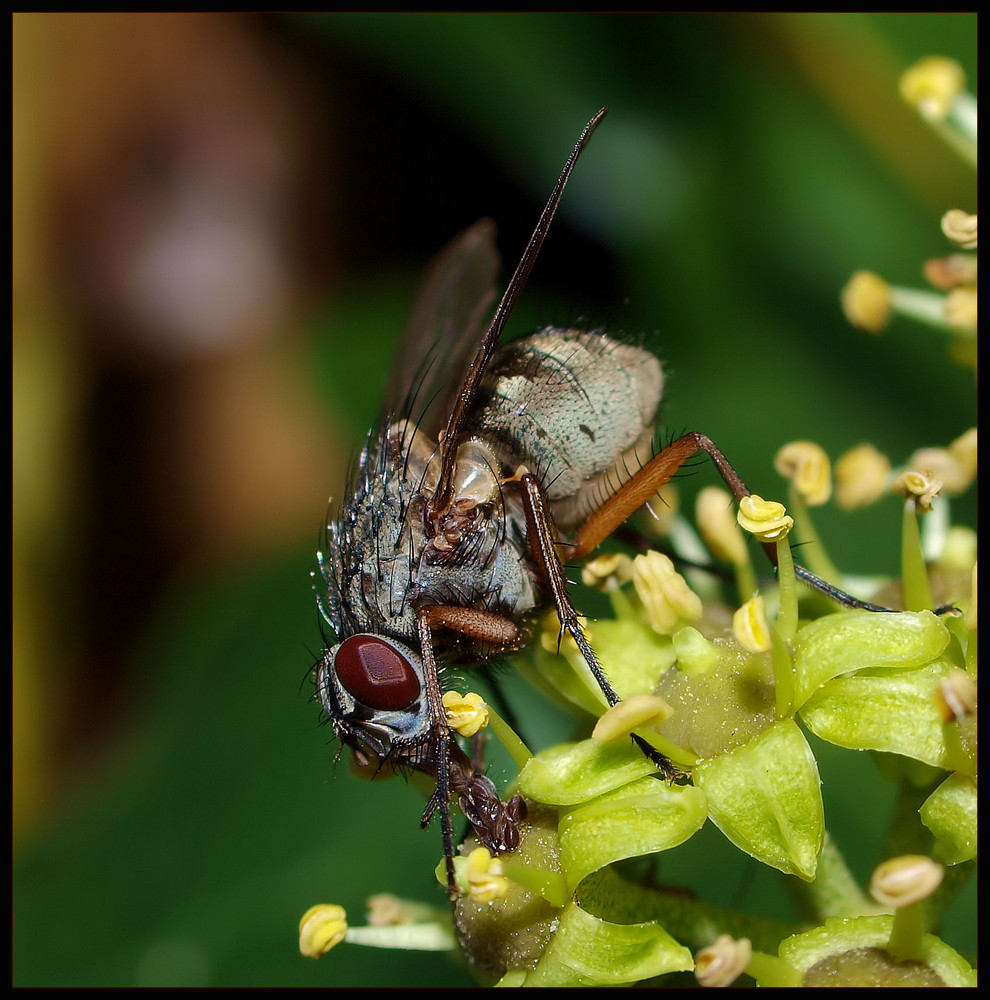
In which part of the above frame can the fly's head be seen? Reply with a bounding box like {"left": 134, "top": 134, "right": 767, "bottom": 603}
{"left": 316, "top": 633, "right": 433, "bottom": 772}
{"left": 316, "top": 631, "right": 528, "bottom": 868}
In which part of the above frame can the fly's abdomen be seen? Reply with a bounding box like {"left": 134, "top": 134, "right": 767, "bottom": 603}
{"left": 471, "top": 329, "right": 664, "bottom": 530}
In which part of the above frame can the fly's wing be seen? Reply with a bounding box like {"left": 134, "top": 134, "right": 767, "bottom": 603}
{"left": 384, "top": 219, "right": 500, "bottom": 438}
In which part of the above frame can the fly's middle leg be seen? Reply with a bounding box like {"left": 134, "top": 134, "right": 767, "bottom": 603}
{"left": 518, "top": 473, "right": 684, "bottom": 782}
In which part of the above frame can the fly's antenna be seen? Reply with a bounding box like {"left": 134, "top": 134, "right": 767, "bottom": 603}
{"left": 427, "top": 107, "right": 608, "bottom": 525}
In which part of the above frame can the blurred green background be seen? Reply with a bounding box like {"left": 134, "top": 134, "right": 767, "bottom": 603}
{"left": 13, "top": 13, "right": 976, "bottom": 986}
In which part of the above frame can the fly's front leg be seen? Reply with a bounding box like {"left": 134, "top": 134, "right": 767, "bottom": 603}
{"left": 416, "top": 605, "right": 527, "bottom": 896}
{"left": 414, "top": 611, "right": 459, "bottom": 898}
{"left": 518, "top": 474, "right": 684, "bottom": 782}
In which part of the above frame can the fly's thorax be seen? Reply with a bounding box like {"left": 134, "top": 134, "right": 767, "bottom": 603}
{"left": 324, "top": 419, "right": 537, "bottom": 645}
{"left": 470, "top": 328, "right": 664, "bottom": 531}
{"left": 427, "top": 438, "right": 503, "bottom": 556}
{"left": 322, "top": 421, "right": 436, "bottom": 642}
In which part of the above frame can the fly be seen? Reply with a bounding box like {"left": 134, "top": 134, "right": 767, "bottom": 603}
{"left": 313, "top": 108, "right": 900, "bottom": 897}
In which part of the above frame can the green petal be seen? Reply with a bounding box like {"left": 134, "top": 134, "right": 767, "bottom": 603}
{"left": 590, "top": 619, "right": 679, "bottom": 697}
{"left": 513, "top": 902, "right": 693, "bottom": 987}
{"left": 517, "top": 738, "right": 657, "bottom": 806}
{"left": 792, "top": 610, "right": 949, "bottom": 711}
{"left": 558, "top": 777, "right": 708, "bottom": 892}
{"left": 776, "top": 915, "right": 977, "bottom": 988}
{"left": 920, "top": 773, "right": 978, "bottom": 865}
{"left": 529, "top": 619, "right": 676, "bottom": 716}
{"left": 694, "top": 720, "right": 823, "bottom": 880}
{"left": 799, "top": 661, "right": 954, "bottom": 768}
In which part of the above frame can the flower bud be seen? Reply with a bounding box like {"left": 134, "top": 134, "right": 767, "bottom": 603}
{"left": 581, "top": 551, "right": 633, "bottom": 590}
{"left": 908, "top": 436, "right": 975, "bottom": 496}
{"left": 943, "top": 285, "right": 977, "bottom": 330}
{"left": 923, "top": 253, "right": 977, "bottom": 289}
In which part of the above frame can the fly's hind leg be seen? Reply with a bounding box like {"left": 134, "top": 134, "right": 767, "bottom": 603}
{"left": 573, "top": 432, "right": 758, "bottom": 561}
{"left": 572, "top": 431, "right": 924, "bottom": 613}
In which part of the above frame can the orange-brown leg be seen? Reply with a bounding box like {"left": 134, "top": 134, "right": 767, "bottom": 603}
{"left": 573, "top": 431, "right": 757, "bottom": 559}
{"left": 571, "top": 431, "right": 921, "bottom": 613}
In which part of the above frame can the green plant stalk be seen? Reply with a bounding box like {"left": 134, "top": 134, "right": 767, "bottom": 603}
{"left": 774, "top": 536, "right": 798, "bottom": 644}
{"left": 789, "top": 831, "right": 874, "bottom": 922}
{"left": 786, "top": 488, "right": 842, "bottom": 586}
{"left": 901, "top": 504, "right": 935, "bottom": 612}
{"left": 580, "top": 867, "right": 799, "bottom": 956}
{"left": 746, "top": 950, "right": 804, "bottom": 988}
{"left": 486, "top": 703, "right": 534, "bottom": 771}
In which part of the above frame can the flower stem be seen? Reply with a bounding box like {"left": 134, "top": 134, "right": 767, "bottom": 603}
{"left": 485, "top": 704, "right": 533, "bottom": 771}
{"left": 775, "top": 537, "right": 798, "bottom": 643}
{"left": 790, "top": 831, "right": 874, "bottom": 922}
{"left": 901, "top": 503, "right": 934, "bottom": 611}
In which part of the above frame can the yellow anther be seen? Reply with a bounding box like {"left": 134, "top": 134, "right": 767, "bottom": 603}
{"left": 581, "top": 551, "right": 634, "bottom": 590}
{"left": 939, "top": 525, "right": 977, "bottom": 571}
{"left": 695, "top": 934, "right": 753, "bottom": 988}
{"left": 366, "top": 894, "right": 403, "bottom": 926}
{"left": 944, "top": 285, "right": 977, "bottom": 330}
{"left": 833, "top": 443, "right": 891, "bottom": 510}
{"left": 841, "top": 271, "right": 891, "bottom": 333}
{"left": 949, "top": 427, "right": 977, "bottom": 477}
{"left": 909, "top": 430, "right": 976, "bottom": 497}
{"left": 299, "top": 904, "right": 348, "bottom": 959}
{"left": 632, "top": 551, "right": 703, "bottom": 635}
{"left": 890, "top": 469, "right": 942, "bottom": 512}
{"left": 736, "top": 495, "right": 793, "bottom": 542}
{"left": 941, "top": 209, "right": 977, "bottom": 249}
{"left": 775, "top": 441, "right": 833, "bottom": 506}
{"left": 696, "top": 486, "right": 747, "bottom": 565}
{"left": 366, "top": 894, "right": 439, "bottom": 927}
{"left": 732, "top": 595, "right": 772, "bottom": 654}
{"left": 870, "top": 855, "right": 944, "bottom": 909}
{"left": 923, "top": 253, "right": 977, "bottom": 290}
{"left": 592, "top": 693, "right": 674, "bottom": 743}
{"left": 899, "top": 56, "right": 965, "bottom": 120}
{"left": 442, "top": 691, "right": 489, "bottom": 738}
{"left": 465, "top": 847, "right": 509, "bottom": 903}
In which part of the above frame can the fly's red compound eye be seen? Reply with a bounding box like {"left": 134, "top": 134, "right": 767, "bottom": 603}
{"left": 334, "top": 635, "right": 421, "bottom": 711}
